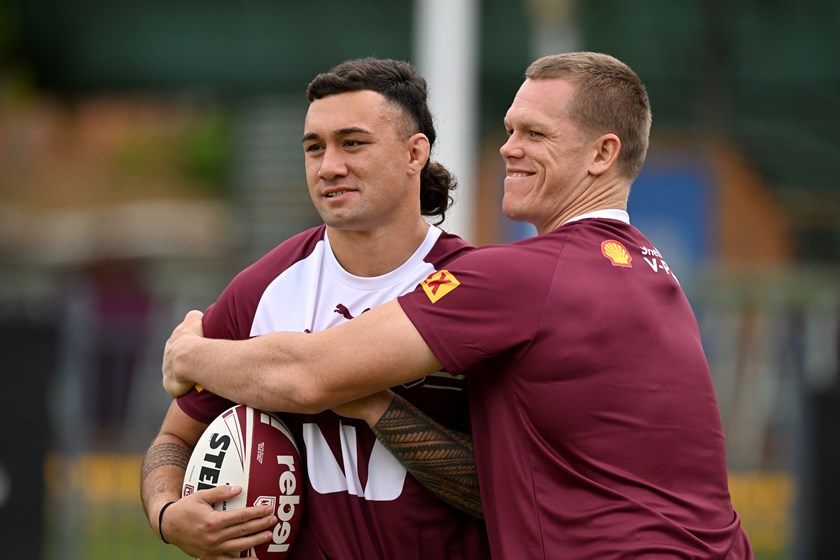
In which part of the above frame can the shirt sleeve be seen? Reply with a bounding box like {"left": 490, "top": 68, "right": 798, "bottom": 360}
{"left": 398, "top": 244, "right": 551, "bottom": 376}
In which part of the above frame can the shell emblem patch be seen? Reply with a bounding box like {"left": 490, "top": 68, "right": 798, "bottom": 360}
{"left": 601, "top": 239, "right": 632, "bottom": 267}
{"left": 420, "top": 270, "right": 460, "bottom": 303}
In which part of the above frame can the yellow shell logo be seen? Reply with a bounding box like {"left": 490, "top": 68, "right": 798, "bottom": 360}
{"left": 601, "top": 240, "right": 632, "bottom": 267}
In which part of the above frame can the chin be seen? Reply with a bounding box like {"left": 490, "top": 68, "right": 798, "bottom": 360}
{"left": 501, "top": 200, "right": 522, "bottom": 221}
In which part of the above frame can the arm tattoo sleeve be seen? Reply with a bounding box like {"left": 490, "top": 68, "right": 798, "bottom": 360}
{"left": 372, "top": 394, "right": 483, "bottom": 519}
{"left": 142, "top": 442, "right": 190, "bottom": 480}
{"left": 140, "top": 442, "right": 191, "bottom": 515}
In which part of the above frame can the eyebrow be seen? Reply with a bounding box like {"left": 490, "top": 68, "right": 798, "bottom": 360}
{"left": 301, "top": 127, "right": 373, "bottom": 144}
{"left": 504, "top": 118, "right": 545, "bottom": 131}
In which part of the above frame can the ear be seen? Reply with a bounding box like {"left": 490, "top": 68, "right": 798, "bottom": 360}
{"left": 589, "top": 133, "right": 621, "bottom": 177}
{"left": 406, "top": 133, "right": 431, "bottom": 176}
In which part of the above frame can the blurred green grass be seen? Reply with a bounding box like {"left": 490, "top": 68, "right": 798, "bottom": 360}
{"left": 44, "top": 453, "right": 185, "bottom": 560}
{"left": 45, "top": 502, "right": 186, "bottom": 560}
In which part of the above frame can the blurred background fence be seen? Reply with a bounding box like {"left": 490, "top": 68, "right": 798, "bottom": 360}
{"left": 1, "top": 1, "right": 838, "bottom": 558}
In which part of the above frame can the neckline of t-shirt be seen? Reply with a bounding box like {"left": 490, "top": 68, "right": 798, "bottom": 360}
{"left": 322, "top": 225, "right": 441, "bottom": 290}
{"left": 564, "top": 209, "right": 630, "bottom": 225}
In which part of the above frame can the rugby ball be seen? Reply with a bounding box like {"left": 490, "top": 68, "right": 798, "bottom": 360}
{"left": 182, "top": 405, "right": 304, "bottom": 558}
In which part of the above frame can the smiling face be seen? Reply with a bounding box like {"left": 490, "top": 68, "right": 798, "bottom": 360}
{"left": 302, "top": 90, "right": 425, "bottom": 233}
{"left": 500, "top": 78, "right": 596, "bottom": 233}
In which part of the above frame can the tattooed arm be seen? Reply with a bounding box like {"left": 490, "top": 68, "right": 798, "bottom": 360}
{"left": 140, "top": 401, "right": 277, "bottom": 558}
{"left": 332, "top": 391, "right": 483, "bottom": 519}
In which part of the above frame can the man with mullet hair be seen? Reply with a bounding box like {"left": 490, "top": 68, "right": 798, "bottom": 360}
{"left": 164, "top": 52, "right": 753, "bottom": 558}
{"left": 141, "top": 58, "right": 489, "bottom": 559}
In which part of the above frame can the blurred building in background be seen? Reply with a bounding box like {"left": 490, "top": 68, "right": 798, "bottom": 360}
{"left": 0, "top": 1, "right": 838, "bottom": 558}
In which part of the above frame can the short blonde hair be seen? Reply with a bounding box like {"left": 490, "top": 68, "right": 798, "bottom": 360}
{"left": 526, "top": 52, "right": 652, "bottom": 180}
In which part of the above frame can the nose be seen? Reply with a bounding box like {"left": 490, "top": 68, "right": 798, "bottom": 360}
{"left": 499, "top": 134, "right": 522, "bottom": 159}
{"left": 317, "top": 147, "right": 348, "bottom": 180}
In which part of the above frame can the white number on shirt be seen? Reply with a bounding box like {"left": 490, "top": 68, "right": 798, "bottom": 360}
{"left": 302, "top": 422, "right": 407, "bottom": 501}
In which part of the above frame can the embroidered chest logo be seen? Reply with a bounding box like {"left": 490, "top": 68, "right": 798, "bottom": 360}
{"left": 420, "top": 270, "right": 460, "bottom": 303}
{"left": 334, "top": 303, "right": 370, "bottom": 320}
{"left": 601, "top": 239, "right": 632, "bottom": 267}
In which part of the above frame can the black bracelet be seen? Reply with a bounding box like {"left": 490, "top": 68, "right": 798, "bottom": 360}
{"left": 158, "top": 501, "right": 175, "bottom": 544}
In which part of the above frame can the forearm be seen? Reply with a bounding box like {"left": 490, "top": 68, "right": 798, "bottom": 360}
{"left": 371, "top": 394, "right": 483, "bottom": 519}
{"left": 140, "top": 435, "right": 191, "bottom": 539}
{"left": 166, "top": 302, "right": 443, "bottom": 413}
{"left": 164, "top": 312, "right": 323, "bottom": 412}
{"left": 173, "top": 334, "right": 303, "bottom": 411}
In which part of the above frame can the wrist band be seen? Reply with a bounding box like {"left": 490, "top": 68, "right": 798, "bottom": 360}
{"left": 158, "top": 501, "right": 175, "bottom": 544}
